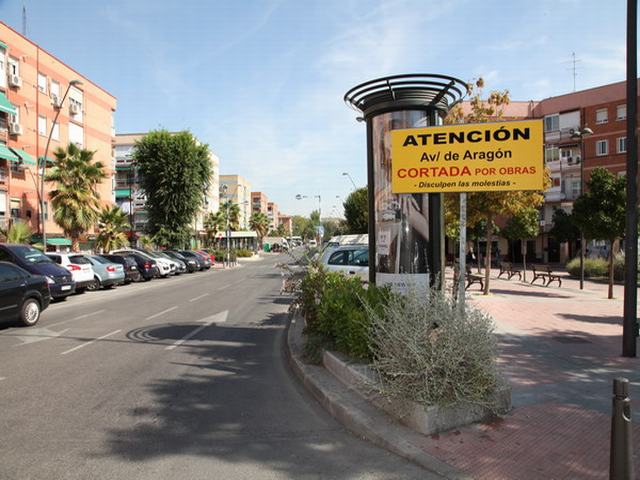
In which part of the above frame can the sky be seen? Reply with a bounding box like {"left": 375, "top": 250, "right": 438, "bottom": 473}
{"left": 0, "top": 0, "right": 633, "bottom": 217}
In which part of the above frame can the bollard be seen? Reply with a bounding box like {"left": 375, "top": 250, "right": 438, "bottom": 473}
{"left": 610, "top": 377, "right": 635, "bottom": 480}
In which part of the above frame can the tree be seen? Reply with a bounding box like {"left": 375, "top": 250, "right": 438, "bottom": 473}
{"left": 0, "top": 220, "right": 32, "bottom": 244}
{"left": 276, "top": 223, "right": 287, "bottom": 236}
{"left": 501, "top": 207, "right": 540, "bottom": 281}
{"left": 249, "top": 212, "right": 269, "bottom": 246}
{"left": 309, "top": 209, "right": 321, "bottom": 226}
{"left": 220, "top": 201, "right": 241, "bottom": 231}
{"left": 139, "top": 235, "right": 154, "bottom": 250}
{"left": 572, "top": 168, "right": 626, "bottom": 299}
{"left": 549, "top": 208, "right": 580, "bottom": 258}
{"left": 203, "top": 211, "right": 225, "bottom": 247}
{"left": 445, "top": 79, "right": 546, "bottom": 294}
{"left": 322, "top": 219, "right": 345, "bottom": 240}
{"left": 45, "top": 143, "right": 107, "bottom": 252}
{"left": 95, "top": 205, "right": 130, "bottom": 253}
{"left": 292, "top": 215, "right": 315, "bottom": 240}
{"left": 343, "top": 187, "right": 368, "bottom": 234}
{"left": 132, "top": 130, "right": 212, "bottom": 248}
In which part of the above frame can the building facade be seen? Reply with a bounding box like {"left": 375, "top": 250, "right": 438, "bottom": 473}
{"left": 220, "top": 174, "right": 251, "bottom": 229}
{"left": 278, "top": 214, "right": 292, "bottom": 236}
{"left": 251, "top": 191, "right": 268, "bottom": 215}
{"left": 267, "top": 201, "right": 279, "bottom": 232}
{"left": 0, "top": 22, "right": 116, "bottom": 246}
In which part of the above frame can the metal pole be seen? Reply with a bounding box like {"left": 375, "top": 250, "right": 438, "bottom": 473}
{"left": 226, "top": 201, "right": 230, "bottom": 268}
{"left": 458, "top": 193, "right": 467, "bottom": 311}
{"left": 129, "top": 164, "right": 134, "bottom": 246}
{"left": 623, "top": 0, "right": 638, "bottom": 357}
{"left": 580, "top": 133, "right": 585, "bottom": 290}
{"left": 39, "top": 81, "right": 79, "bottom": 251}
{"left": 610, "top": 377, "right": 635, "bottom": 479}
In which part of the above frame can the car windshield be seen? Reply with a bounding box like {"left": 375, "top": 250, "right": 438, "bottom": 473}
{"left": 14, "top": 246, "right": 53, "bottom": 264}
{"left": 180, "top": 251, "right": 197, "bottom": 257}
{"left": 91, "top": 256, "right": 113, "bottom": 265}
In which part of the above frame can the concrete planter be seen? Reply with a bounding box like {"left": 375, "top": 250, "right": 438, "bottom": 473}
{"left": 323, "top": 350, "right": 511, "bottom": 436}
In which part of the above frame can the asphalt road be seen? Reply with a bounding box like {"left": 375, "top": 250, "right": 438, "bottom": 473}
{"left": 0, "top": 254, "right": 426, "bottom": 479}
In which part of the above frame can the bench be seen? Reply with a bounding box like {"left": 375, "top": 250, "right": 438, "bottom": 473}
{"left": 453, "top": 263, "right": 484, "bottom": 291}
{"left": 531, "top": 263, "right": 562, "bottom": 287}
{"left": 498, "top": 261, "right": 522, "bottom": 280}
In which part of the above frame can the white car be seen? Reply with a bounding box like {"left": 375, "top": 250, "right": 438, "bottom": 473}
{"left": 321, "top": 245, "right": 369, "bottom": 282}
{"left": 112, "top": 249, "right": 174, "bottom": 277}
{"left": 46, "top": 253, "right": 95, "bottom": 293}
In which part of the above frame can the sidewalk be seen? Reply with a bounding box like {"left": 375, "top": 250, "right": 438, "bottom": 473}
{"left": 419, "top": 269, "right": 640, "bottom": 479}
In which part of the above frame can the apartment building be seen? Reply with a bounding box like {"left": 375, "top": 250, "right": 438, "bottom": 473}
{"left": 220, "top": 174, "right": 251, "bottom": 229}
{"left": 279, "top": 214, "right": 292, "bottom": 236}
{"left": 0, "top": 22, "right": 116, "bottom": 246}
{"left": 267, "top": 201, "right": 279, "bottom": 232}
{"left": 251, "top": 191, "right": 268, "bottom": 215}
{"left": 114, "top": 132, "right": 220, "bottom": 242}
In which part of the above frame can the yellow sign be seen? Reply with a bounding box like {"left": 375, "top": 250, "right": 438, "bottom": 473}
{"left": 390, "top": 119, "right": 544, "bottom": 193}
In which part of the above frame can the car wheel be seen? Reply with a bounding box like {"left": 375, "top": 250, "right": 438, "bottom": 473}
{"left": 86, "top": 277, "right": 101, "bottom": 291}
{"left": 20, "top": 298, "right": 40, "bottom": 327}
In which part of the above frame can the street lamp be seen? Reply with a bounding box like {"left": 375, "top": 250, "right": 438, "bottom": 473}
{"left": 220, "top": 184, "right": 231, "bottom": 268}
{"left": 342, "top": 172, "right": 357, "bottom": 189}
{"left": 571, "top": 126, "right": 593, "bottom": 290}
{"left": 40, "top": 79, "right": 83, "bottom": 251}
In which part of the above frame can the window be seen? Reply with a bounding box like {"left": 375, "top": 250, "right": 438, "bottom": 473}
{"left": 0, "top": 47, "right": 5, "bottom": 89}
{"left": 544, "top": 146, "right": 559, "bottom": 163}
{"left": 10, "top": 198, "right": 20, "bottom": 219}
{"left": 544, "top": 114, "right": 559, "bottom": 132}
{"left": 8, "top": 56, "right": 19, "bottom": 76}
{"left": 552, "top": 177, "right": 561, "bottom": 188}
{"left": 10, "top": 106, "right": 19, "bottom": 125}
{"left": 43, "top": 201, "right": 48, "bottom": 221}
{"left": 571, "top": 180, "right": 581, "bottom": 198}
{"left": 51, "top": 122, "right": 59, "bottom": 141}
{"left": 37, "top": 72, "right": 47, "bottom": 94}
{"left": 69, "top": 122, "right": 83, "bottom": 147}
{"left": 50, "top": 80, "right": 60, "bottom": 99}
{"left": 69, "top": 86, "right": 83, "bottom": 122}
{"left": 0, "top": 263, "right": 24, "bottom": 282}
{"left": 596, "top": 139, "right": 608, "bottom": 156}
{"left": 617, "top": 104, "right": 627, "bottom": 120}
{"left": 350, "top": 249, "right": 369, "bottom": 267}
{"left": 617, "top": 137, "right": 627, "bottom": 153}
{"left": 47, "top": 254, "right": 62, "bottom": 264}
{"left": 596, "top": 108, "right": 608, "bottom": 124}
{"left": 69, "top": 255, "right": 91, "bottom": 265}
{"left": 38, "top": 115, "right": 47, "bottom": 136}
{"left": 328, "top": 250, "right": 347, "bottom": 265}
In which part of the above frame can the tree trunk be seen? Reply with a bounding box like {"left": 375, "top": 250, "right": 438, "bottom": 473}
{"left": 608, "top": 239, "right": 614, "bottom": 299}
{"left": 483, "top": 220, "right": 492, "bottom": 295}
{"left": 71, "top": 236, "right": 80, "bottom": 253}
{"left": 522, "top": 238, "right": 527, "bottom": 282}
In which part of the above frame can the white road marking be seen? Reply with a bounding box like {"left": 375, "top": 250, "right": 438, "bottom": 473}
{"left": 217, "top": 285, "right": 230, "bottom": 291}
{"left": 60, "top": 329, "right": 121, "bottom": 356}
{"left": 146, "top": 306, "right": 178, "bottom": 320}
{"left": 13, "top": 328, "right": 70, "bottom": 347}
{"left": 0, "top": 377, "right": 6, "bottom": 381}
{"left": 165, "top": 310, "right": 228, "bottom": 351}
{"left": 188, "top": 293, "right": 209, "bottom": 303}
{"left": 47, "top": 310, "right": 106, "bottom": 329}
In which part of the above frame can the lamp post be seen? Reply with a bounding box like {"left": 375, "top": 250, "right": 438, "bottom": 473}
{"left": 571, "top": 126, "right": 593, "bottom": 290}
{"left": 342, "top": 172, "right": 357, "bottom": 190}
{"left": 39, "top": 79, "right": 82, "bottom": 251}
{"left": 220, "top": 184, "right": 230, "bottom": 268}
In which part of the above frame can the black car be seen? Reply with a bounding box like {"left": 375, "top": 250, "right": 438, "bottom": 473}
{"left": 0, "top": 261, "right": 51, "bottom": 326}
{"left": 179, "top": 250, "right": 206, "bottom": 271}
{"left": 165, "top": 250, "right": 198, "bottom": 273}
{"left": 102, "top": 254, "right": 142, "bottom": 283}
{"left": 0, "top": 244, "right": 75, "bottom": 299}
{"left": 118, "top": 252, "right": 158, "bottom": 281}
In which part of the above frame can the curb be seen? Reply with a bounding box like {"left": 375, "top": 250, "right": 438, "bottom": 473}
{"left": 285, "top": 314, "right": 471, "bottom": 480}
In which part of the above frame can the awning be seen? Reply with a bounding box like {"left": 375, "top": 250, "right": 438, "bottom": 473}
{"left": 47, "top": 238, "right": 72, "bottom": 246}
{"left": 0, "top": 40, "right": 7, "bottom": 50}
{"left": 38, "top": 156, "right": 54, "bottom": 165}
{"left": 0, "top": 92, "right": 16, "bottom": 115}
{"left": 10, "top": 148, "right": 36, "bottom": 166}
{"left": 115, "top": 165, "right": 132, "bottom": 170}
{"left": 114, "top": 189, "right": 131, "bottom": 198}
{"left": 0, "top": 144, "right": 19, "bottom": 162}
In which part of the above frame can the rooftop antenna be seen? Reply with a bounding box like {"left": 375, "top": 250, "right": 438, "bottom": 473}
{"left": 22, "top": 2, "right": 27, "bottom": 37}
{"left": 562, "top": 52, "right": 582, "bottom": 92}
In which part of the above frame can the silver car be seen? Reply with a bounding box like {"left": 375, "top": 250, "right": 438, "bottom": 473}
{"left": 72, "top": 254, "right": 126, "bottom": 290}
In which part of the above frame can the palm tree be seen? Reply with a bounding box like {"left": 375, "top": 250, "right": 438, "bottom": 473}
{"left": 220, "top": 201, "right": 241, "bottom": 231}
{"left": 203, "top": 211, "right": 225, "bottom": 247}
{"left": 96, "top": 205, "right": 130, "bottom": 253}
{"left": 249, "top": 212, "right": 269, "bottom": 247}
{"left": 0, "top": 220, "right": 32, "bottom": 244}
{"left": 45, "top": 143, "right": 107, "bottom": 252}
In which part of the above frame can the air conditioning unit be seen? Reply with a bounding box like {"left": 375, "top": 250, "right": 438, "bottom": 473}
{"left": 51, "top": 94, "right": 61, "bottom": 108}
{"left": 9, "top": 123, "right": 22, "bottom": 135}
{"left": 69, "top": 103, "right": 81, "bottom": 115}
{"left": 8, "top": 75, "right": 22, "bottom": 88}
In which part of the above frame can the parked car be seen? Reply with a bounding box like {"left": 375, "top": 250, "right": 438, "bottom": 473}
{"left": 46, "top": 253, "right": 95, "bottom": 294}
{"left": 77, "top": 255, "right": 126, "bottom": 290}
{"left": 0, "top": 261, "right": 51, "bottom": 326}
{"left": 195, "top": 249, "right": 215, "bottom": 264}
{"left": 180, "top": 250, "right": 209, "bottom": 270}
{"left": 101, "top": 254, "right": 142, "bottom": 283}
{"left": 321, "top": 245, "right": 369, "bottom": 282}
{"left": 192, "top": 250, "right": 212, "bottom": 269}
{"left": 164, "top": 250, "right": 198, "bottom": 273}
{"left": 112, "top": 249, "right": 173, "bottom": 277}
{"left": 154, "top": 251, "right": 186, "bottom": 274}
{"left": 0, "top": 244, "right": 75, "bottom": 299}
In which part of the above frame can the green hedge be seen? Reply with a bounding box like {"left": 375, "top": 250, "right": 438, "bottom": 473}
{"left": 566, "top": 253, "right": 637, "bottom": 281}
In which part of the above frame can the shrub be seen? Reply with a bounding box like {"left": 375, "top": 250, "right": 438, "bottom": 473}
{"left": 235, "top": 248, "right": 253, "bottom": 258}
{"left": 613, "top": 252, "right": 640, "bottom": 281}
{"left": 366, "top": 287, "right": 499, "bottom": 408}
{"left": 566, "top": 257, "right": 608, "bottom": 278}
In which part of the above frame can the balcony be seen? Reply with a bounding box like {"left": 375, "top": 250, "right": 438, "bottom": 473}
{"left": 0, "top": 166, "right": 6, "bottom": 185}
{"left": 544, "top": 189, "right": 565, "bottom": 202}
